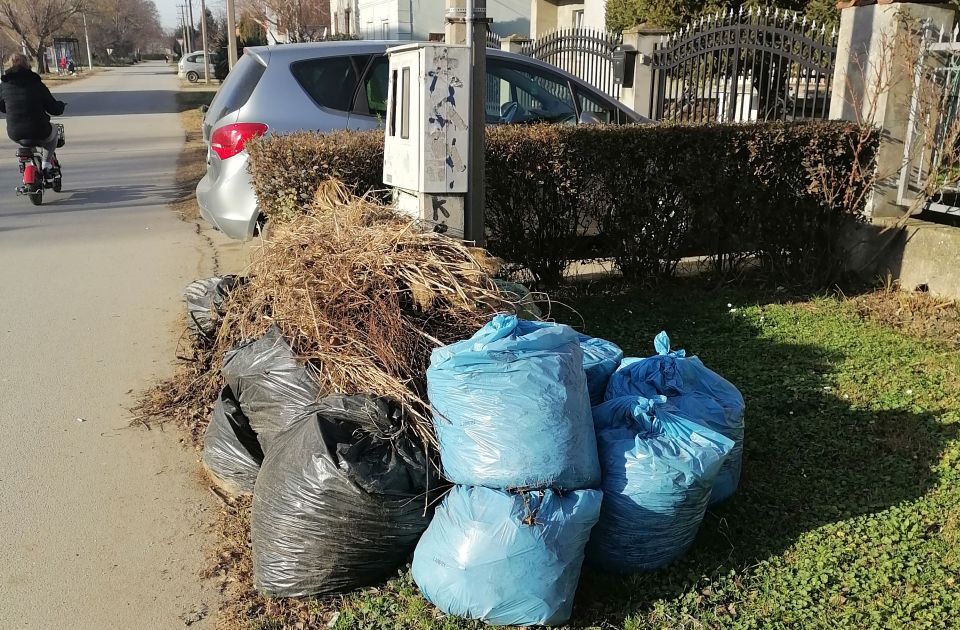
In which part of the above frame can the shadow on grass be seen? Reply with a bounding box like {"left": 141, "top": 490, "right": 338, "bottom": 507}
{"left": 176, "top": 89, "right": 217, "bottom": 113}
{"left": 554, "top": 283, "right": 958, "bottom": 627}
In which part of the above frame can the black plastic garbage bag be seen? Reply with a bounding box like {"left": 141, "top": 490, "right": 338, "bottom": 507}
{"left": 252, "top": 395, "right": 434, "bottom": 598}
{"left": 184, "top": 275, "right": 239, "bottom": 338}
{"left": 221, "top": 326, "right": 320, "bottom": 453}
{"left": 202, "top": 386, "right": 264, "bottom": 495}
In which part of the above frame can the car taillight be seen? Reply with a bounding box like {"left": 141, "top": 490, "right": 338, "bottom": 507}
{"left": 210, "top": 123, "right": 268, "bottom": 160}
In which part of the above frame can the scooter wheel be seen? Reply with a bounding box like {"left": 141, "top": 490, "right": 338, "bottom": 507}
{"left": 29, "top": 186, "right": 42, "bottom": 206}
{"left": 53, "top": 177, "right": 62, "bottom": 193}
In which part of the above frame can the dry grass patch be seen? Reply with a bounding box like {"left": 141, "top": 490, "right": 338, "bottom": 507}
{"left": 849, "top": 283, "right": 960, "bottom": 350}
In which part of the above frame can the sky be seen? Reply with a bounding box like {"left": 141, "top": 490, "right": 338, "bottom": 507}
{"left": 156, "top": 0, "right": 224, "bottom": 31}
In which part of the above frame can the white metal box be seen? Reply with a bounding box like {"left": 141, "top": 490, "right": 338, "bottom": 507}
{"left": 382, "top": 43, "right": 470, "bottom": 196}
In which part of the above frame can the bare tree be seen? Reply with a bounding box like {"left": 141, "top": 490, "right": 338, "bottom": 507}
{"left": 59, "top": 0, "right": 162, "bottom": 60}
{"left": 241, "top": 0, "right": 329, "bottom": 43}
{"left": 0, "top": 0, "right": 86, "bottom": 72}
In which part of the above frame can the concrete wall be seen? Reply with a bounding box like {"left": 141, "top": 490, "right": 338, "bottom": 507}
{"left": 848, "top": 218, "right": 960, "bottom": 299}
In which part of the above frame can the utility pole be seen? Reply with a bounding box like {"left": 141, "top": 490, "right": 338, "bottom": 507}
{"left": 225, "top": 0, "right": 238, "bottom": 68}
{"left": 199, "top": 0, "right": 210, "bottom": 82}
{"left": 187, "top": 0, "right": 196, "bottom": 51}
{"left": 444, "top": 0, "right": 486, "bottom": 245}
{"left": 178, "top": 6, "right": 187, "bottom": 54}
{"left": 82, "top": 13, "right": 93, "bottom": 71}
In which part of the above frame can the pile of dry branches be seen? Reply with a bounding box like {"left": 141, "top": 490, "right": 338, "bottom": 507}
{"left": 213, "top": 180, "right": 508, "bottom": 444}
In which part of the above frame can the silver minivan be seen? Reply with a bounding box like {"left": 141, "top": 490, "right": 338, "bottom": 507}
{"left": 179, "top": 51, "right": 215, "bottom": 83}
{"left": 197, "top": 40, "right": 644, "bottom": 240}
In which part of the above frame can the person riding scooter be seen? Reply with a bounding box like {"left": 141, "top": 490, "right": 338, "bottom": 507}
{"left": 0, "top": 53, "right": 66, "bottom": 177}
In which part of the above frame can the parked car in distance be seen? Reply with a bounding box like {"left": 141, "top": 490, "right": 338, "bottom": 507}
{"left": 179, "top": 51, "right": 215, "bottom": 83}
{"left": 197, "top": 40, "right": 647, "bottom": 240}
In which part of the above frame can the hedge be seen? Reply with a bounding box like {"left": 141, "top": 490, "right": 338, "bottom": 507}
{"left": 246, "top": 122, "right": 878, "bottom": 286}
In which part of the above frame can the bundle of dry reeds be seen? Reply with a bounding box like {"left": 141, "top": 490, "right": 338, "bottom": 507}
{"left": 212, "top": 180, "right": 509, "bottom": 445}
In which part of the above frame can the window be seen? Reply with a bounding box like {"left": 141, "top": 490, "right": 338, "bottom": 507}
{"left": 357, "top": 56, "right": 587, "bottom": 127}
{"left": 389, "top": 69, "right": 398, "bottom": 136}
{"left": 401, "top": 67, "right": 410, "bottom": 138}
{"left": 572, "top": 10, "right": 584, "bottom": 28}
{"left": 359, "top": 56, "right": 390, "bottom": 118}
{"left": 577, "top": 89, "right": 625, "bottom": 124}
{"left": 485, "top": 59, "right": 577, "bottom": 125}
{"left": 381, "top": 20, "right": 390, "bottom": 39}
{"left": 290, "top": 56, "right": 368, "bottom": 112}
{"left": 206, "top": 54, "right": 266, "bottom": 124}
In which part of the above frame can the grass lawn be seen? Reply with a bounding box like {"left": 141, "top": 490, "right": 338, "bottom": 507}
{"left": 286, "top": 284, "right": 960, "bottom": 630}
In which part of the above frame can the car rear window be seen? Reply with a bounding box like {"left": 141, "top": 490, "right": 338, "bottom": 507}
{"left": 290, "top": 56, "right": 368, "bottom": 112}
{"left": 207, "top": 53, "right": 266, "bottom": 123}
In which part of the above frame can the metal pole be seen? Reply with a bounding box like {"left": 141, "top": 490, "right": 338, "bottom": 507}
{"left": 187, "top": 0, "right": 196, "bottom": 52}
{"left": 466, "top": 0, "right": 486, "bottom": 245}
{"left": 200, "top": 0, "right": 210, "bottom": 82}
{"left": 82, "top": 13, "right": 93, "bottom": 71}
{"left": 225, "top": 0, "right": 238, "bottom": 68}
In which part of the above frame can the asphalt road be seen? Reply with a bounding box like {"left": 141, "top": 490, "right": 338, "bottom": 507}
{"left": 0, "top": 63, "right": 220, "bottom": 628}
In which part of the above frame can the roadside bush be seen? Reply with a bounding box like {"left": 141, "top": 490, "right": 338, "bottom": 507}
{"left": 247, "top": 130, "right": 385, "bottom": 222}
{"left": 246, "top": 122, "right": 877, "bottom": 287}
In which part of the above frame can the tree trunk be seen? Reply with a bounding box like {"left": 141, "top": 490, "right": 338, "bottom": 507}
{"left": 35, "top": 43, "right": 47, "bottom": 74}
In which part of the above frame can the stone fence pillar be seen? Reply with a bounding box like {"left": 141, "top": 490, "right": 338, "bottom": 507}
{"left": 830, "top": 2, "right": 955, "bottom": 217}
{"left": 500, "top": 35, "right": 532, "bottom": 54}
{"left": 619, "top": 27, "right": 671, "bottom": 119}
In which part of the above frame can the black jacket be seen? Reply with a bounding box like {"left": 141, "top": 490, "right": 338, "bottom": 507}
{"left": 0, "top": 68, "right": 66, "bottom": 142}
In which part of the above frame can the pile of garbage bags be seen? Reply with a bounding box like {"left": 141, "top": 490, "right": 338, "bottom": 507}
{"left": 252, "top": 395, "right": 433, "bottom": 597}
{"left": 189, "top": 274, "right": 745, "bottom": 625}
{"left": 417, "top": 315, "right": 602, "bottom": 625}
{"left": 427, "top": 315, "right": 601, "bottom": 490}
{"left": 201, "top": 386, "right": 262, "bottom": 495}
{"left": 183, "top": 275, "right": 240, "bottom": 339}
{"left": 412, "top": 486, "right": 601, "bottom": 626}
{"left": 587, "top": 395, "right": 732, "bottom": 572}
{"left": 606, "top": 331, "right": 746, "bottom": 505}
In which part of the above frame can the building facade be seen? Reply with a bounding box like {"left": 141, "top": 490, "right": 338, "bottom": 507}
{"left": 330, "top": 0, "right": 531, "bottom": 40}
{"left": 530, "top": 0, "right": 606, "bottom": 38}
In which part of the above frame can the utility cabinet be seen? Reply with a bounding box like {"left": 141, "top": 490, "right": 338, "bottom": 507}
{"left": 383, "top": 43, "right": 471, "bottom": 236}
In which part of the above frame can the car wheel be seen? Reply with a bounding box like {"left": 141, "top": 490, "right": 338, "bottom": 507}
{"left": 186, "top": 71, "right": 199, "bottom": 83}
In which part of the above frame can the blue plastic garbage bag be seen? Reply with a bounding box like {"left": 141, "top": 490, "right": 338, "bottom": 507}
{"left": 588, "top": 396, "right": 733, "bottom": 572}
{"left": 577, "top": 333, "right": 624, "bottom": 406}
{"left": 606, "top": 331, "right": 745, "bottom": 504}
{"left": 412, "top": 485, "right": 602, "bottom": 627}
{"left": 427, "top": 314, "right": 600, "bottom": 489}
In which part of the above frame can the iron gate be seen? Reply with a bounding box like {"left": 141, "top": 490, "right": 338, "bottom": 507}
{"left": 519, "top": 28, "right": 623, "bottom": 99}
{"left": 650, "top": 7, "right": 838, "bottom": 123}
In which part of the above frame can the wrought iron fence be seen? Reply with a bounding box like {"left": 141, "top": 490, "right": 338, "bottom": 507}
{"left": 519, "top": 27, "right": 623, "bottom": 99}
{"left": 903, "top": 23, "right": 960, "bottom": 218}
{"left": 650, "top": 7, "right": 838, "bottom": 123}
